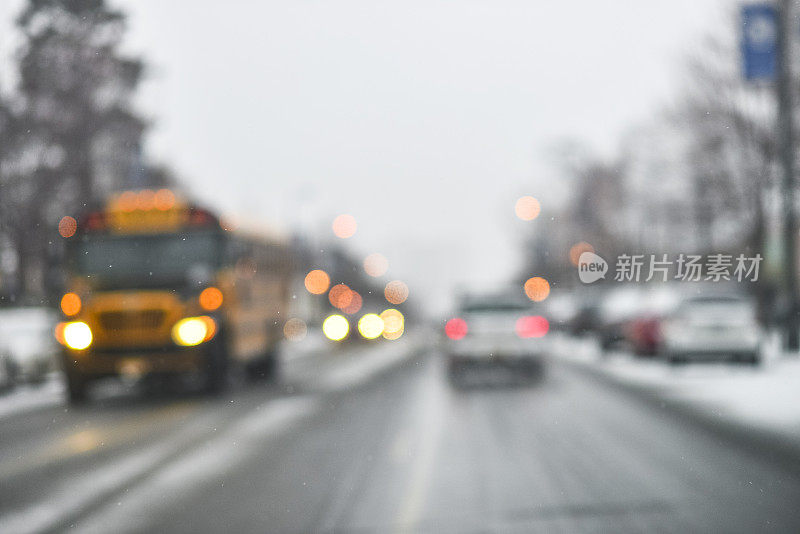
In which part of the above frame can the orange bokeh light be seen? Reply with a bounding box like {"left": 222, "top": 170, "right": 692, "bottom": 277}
{"left": 199, "top": 287, "right": 224, "bottom": 311}
{"left": 332, "top": 214, "right": 357, "bottom": 239}
{"left": 329, "top": 284, "right": 353, "bottom": 309}
{"left": 60, "top": 293, "right": 81, "bottom": 316}
{"left": 342, "top": 291, "right": 363, "bottom": 315}
{"left": 569, "top": 242, "right": 595, "bottom": 266}
{"left": 363, "top": 253, "right": 389, "bottom": 277}
{"left": 384, "top": 280, "right": 409, "bottom": 305}
{"left": 524, "top": 277, "right": 550, "bottom": 302}
{"left": 304, "top": 270, "right": 330, "bottom": 295}
{"left": 58, "top": 216, "right": 77, "bottom": 238}
{"left": 136, "top": 189, "right": 156, "bottom": 210}
{"left": 117, "top": 191, "right": 138, "bottom": 212}
{"left": 154, "top": 189, "right": 176, "bottom": 211}
{"left": 515, "top": 196, "right": 541, "bottom": 221}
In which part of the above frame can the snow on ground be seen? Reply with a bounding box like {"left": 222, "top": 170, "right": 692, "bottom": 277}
{"left": 550, "top": 331, "right": 800, "bottom": 439}
{"left": 0, "top": 376, "right": 63, "bottom": 421}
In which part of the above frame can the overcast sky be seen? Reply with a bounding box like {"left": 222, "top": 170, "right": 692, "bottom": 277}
{"left": 1, "top": 0, "right": 729, "bottom": 312}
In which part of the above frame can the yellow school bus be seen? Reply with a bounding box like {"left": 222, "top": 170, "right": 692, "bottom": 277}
{"left": 55, "top": 189, "right": 292, "bottom": 403}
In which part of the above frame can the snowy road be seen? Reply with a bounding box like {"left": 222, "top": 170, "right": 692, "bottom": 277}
{"left": 2, "top": 339, "right": 800, "bottom": 532}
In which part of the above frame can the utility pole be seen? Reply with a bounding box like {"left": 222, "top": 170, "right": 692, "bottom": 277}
{"left": 777, "top": 0, "right": 799, "bottom": 349}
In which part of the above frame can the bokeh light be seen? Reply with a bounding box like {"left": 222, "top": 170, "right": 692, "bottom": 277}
{"left": 524, "top": 276, "right": 551, "bottom": 302}
{"left": 154, "top": 189, "right": 176, "bottom": 211}
{"left": 569, "top": 242, "right": 595, "bottom": 266}
{"left": 199, "top": 287, "right": 224, "bottom": 311}
{"left": 515, "top": 196, "right": 541, "bottom": 221}
{"left": 60, "top": 293, "right": 81, "bottom": 316}
{"left": 283, "top": 318, "right": 308, "bottom": 342}
{"left": 342, "top": 291, "right": 363, "bottom": 315}
{"left": 363, "top": 253, "right": 389, "bottom": 277}
{"left": 63, "top": 321, "right": 93, "bottom": 350}
{"left": 358, "top": 313, "right": 384, "bottom": 340}
{"left": 136, "top": 189, "right": 156, "bottom": 210}
{"left": 329, "top": 284, "right": 353, "bottom": 309}
{"left": 332, "top": 214, "right": 357, "bottom": 239}
{"left": 380, "top": 309, "right": 405, "bottom": 340}
{"left": 516, "top": 316, "right": 549, "bottom": 338}
{"left": 384, "top": 280, "right": 409, "bottom": 305}
{"left": 304, "top": 269, "right": 330, "bottom": 295}
{"left": 117, "top": 191, "right": 138, "bottom": 212}
{"left": 322, "top": 314, "right": 349, "bottom": 341}
{"left": 58, "top": 216, "right": 77, "bottom": 238}
{"left": 445, "top": 318, "right": 468, "bottom": 340}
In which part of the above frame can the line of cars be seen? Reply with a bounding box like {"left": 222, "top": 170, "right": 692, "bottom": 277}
{"left": 560, "top": 284, "right": 764, "bottom": 365}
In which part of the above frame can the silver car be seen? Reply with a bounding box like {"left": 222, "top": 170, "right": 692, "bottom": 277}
{"left": 662, "top": 294, "right": 762, "bottom": 365}
{"left": 444, "top": 292, "right": 548, "bottom": 384}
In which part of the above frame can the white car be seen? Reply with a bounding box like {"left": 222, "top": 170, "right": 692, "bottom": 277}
{"left": 0, "top": 307, "right": 58, "bottom": 383}
{"left": 444, "top": 293, "right": 548, "bottom": 383}
{"left": 662, "top": 294, "right": 762, "bottom": 365}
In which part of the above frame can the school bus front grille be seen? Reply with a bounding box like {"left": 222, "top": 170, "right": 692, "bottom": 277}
{"left": 97, "top": 310, "right": 167, "bottom": 332}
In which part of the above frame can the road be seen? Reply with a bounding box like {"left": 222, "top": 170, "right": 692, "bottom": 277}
{"left": 2, "top": 344, "right": 800, "bottom": 533}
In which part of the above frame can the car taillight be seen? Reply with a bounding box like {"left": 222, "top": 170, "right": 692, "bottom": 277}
{"left": 516, "top": 315, "right": 549, "bottom": 338}
{"left": 445, "top": 318, "right": 468, "bottom": 340}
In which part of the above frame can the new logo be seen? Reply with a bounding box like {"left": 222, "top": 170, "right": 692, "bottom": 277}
{"left": 578, "top": 252, "right": 607, "bottom": 284}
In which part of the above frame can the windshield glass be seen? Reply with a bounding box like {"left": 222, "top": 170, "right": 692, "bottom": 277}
{"left": 6, "top": 1, "right": 800, "bottom": 532}
{"left": 72, "top": 232, "right": 220, "bottom": 281}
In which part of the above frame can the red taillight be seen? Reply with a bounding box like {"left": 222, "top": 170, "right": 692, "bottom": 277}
{"left": 516, "top": 316, "right": 549, "bottom": 338}
{"left": 445, "top": 318, "right": 468, "bottom": 340}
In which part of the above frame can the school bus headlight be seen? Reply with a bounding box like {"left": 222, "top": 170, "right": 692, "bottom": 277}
{"left": 172, "top": 316, "right": 217, "bottom": 347}
{"left": 61, "top": 321, "right": 93, "bottom": 350}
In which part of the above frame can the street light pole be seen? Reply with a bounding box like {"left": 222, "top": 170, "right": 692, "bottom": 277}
{"left": 777, "top": 0, "right": 799, "bottom": 349}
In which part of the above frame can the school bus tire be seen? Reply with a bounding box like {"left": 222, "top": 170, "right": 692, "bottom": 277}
{"left": 202, "top": 332, "right": 230, "bottom": 395}
{"left": 65, "top": 366, "right": 89, "bottom": 405}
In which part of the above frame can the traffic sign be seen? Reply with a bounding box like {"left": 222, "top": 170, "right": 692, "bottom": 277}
{"left": 741, "top": 4, "right": 778, "bottom": 81}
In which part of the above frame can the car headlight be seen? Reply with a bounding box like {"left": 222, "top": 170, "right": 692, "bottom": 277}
{"left": 171, "top": 316, "right": 217, "bottom": 346}
{"left": 61, "top": 321, "right": 93, "bottom": 350}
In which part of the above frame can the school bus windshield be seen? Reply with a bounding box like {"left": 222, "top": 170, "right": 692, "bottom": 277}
{"left": 73, "top": 232, "right": 221, "bottom": 283}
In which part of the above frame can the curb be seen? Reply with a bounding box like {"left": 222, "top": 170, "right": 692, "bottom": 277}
{"left": 561, "top": 357, "right": 800, "bottom": 474}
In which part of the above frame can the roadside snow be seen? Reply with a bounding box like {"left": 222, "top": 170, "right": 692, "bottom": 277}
{"left": 0, "top": 377, "right": 63, "bottom": 421}
{"left": 551, "top": 332, "right": 800, "bottom": 438}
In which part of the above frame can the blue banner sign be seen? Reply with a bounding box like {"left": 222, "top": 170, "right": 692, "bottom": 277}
{"left": 741, "top": 4, "right": 778, "bottom": 81}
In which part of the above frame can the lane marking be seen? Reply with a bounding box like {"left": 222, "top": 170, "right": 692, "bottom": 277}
{"left": 73, "top": 396, "right": 318, "bottom": 534}
{"left": 394, "top": 359, "right": 447, "bottom": 534}
{"left": 0, "top": 402, "right": 197, "bottom": 480}
{"left": 0, "top": 397, "right": 317, "bottom": 534}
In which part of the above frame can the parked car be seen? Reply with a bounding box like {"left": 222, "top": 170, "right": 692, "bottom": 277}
{"left": 596, "top": 286, "right": 645, "bottom": 351}
{"left": 661, "top": 293, "right": 763, "bottom": 365}
{"left": 624, "top": 286, "right": 683, "bottom": 357}
{"left": 569, "top": 290, "right": 603, "bottom": 336}
{"left": 0, "top": 307, "right": 58, "bottom": 384}
{"left": 544, "top": 292, "right": 578, "bottom": 332}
